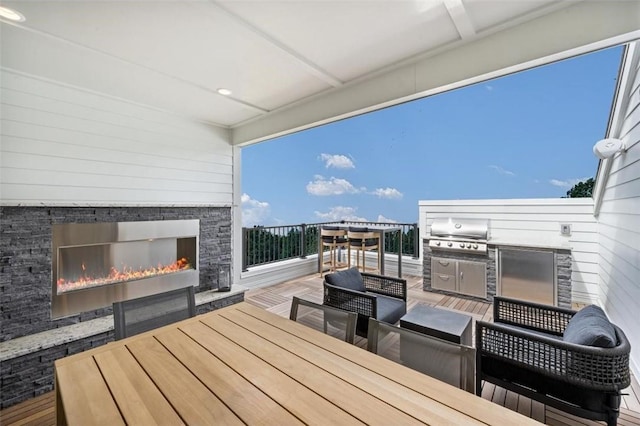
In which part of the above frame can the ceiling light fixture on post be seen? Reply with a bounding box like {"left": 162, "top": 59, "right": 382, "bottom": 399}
{"left": 592, "top": 138, "right": 626, "bottom": 160}
{"left": 217, "top": 88, "right": 232, "bottom": 96}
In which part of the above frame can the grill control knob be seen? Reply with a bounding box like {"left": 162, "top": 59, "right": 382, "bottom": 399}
{"left": 466, "top": 243, "right": 472, "bottom": 248}
{"left": 472, "top": 244, "right": 478, "bottom": 249}
{"left": 447, "top": 242, "right": 453, "bottom": 247}
{"left": 459, "top": 243, "right": 465, "bottom": 248}
{"left": 435, "top": 241, "right": 441, "bottom": 246}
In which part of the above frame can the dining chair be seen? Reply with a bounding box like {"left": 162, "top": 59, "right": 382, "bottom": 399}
{"left": 320, "top": 225, "right": 348, "bottom": 277}
{"left": 347, "top": 226, "right": 381, "bottom": 273}
{"left": 113, "top": 286, "right": 196, "bottom": 340}
{"left": 367, "top": 317, "right": 476, "bottom": 393}
{"left": 289, "top": 296, "right": 358, "bottom": 344}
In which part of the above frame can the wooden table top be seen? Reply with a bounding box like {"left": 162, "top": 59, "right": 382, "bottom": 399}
{"left": 54, "top": 302, "right": 538, "bottom": 425}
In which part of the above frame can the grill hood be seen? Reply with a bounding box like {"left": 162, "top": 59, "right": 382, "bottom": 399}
{"left": 430, "top": 218, "right": 489, "bottom": 241}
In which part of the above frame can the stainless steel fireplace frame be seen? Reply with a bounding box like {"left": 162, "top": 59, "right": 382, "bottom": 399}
{"left": 51, "top": 219, "right": 199, "bottom": 319}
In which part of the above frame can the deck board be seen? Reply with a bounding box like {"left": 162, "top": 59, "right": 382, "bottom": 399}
{"left": 2, "top": 272, "right": 639, "bottom": 426}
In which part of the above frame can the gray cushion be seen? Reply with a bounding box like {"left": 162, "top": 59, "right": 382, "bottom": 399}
{"left": 375, "top": 295, "right": 407, "bottom": 325}
{"left": 325, "top": 267, "right": 366, "bottom": 292}
{"left": 563, "top": 305, "right": 617, "bottom": 348}
{"left": 322, "top": 235, "right": 348, "bottom": 243}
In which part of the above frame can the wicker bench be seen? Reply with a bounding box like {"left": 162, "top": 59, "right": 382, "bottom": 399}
{"left": 476, "top": 297, "right": 631, "bottom": 426}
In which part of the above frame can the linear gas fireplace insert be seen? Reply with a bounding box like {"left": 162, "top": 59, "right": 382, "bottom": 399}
{"left": 51, "top": 219, "right": 199, "bottom": 319}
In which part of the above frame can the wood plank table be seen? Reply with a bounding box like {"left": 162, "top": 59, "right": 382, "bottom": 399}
{"left": 55, "top": 302, "right": 538, "bottom": 425}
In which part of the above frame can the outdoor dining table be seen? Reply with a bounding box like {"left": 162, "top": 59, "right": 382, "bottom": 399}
{"left": 317, "top": 224, "right": 403, "bottom": 277}
{"left": 54, "top": 302, "right": 537, "bottom": 425}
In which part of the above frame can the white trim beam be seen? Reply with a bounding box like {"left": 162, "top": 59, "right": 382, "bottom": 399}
{"left": 444, "top": 0, "right": 476, "bottom": 40}
{"left": 232, "top": 1, "right": 640, "bottom": 146}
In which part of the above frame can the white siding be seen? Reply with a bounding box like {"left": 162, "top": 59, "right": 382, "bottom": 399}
{"left": 0, "top": 69, "right": 232, "bottom": 206}
{"left": 418, "top": 198, "right": 598, "bottom": 303}
{"left": 596, "top": 44, "right": 640, "bottom": 378}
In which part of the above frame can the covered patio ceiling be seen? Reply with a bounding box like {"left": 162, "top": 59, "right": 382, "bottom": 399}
{"left": 2, "top": 1, "right": 639, "bottom": 145}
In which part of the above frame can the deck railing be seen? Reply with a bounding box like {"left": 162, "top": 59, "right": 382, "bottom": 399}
{"left": 242, "top": 221, "right": 419, "bottom": 271}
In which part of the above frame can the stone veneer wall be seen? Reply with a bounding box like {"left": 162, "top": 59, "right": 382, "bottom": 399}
{"left": 422, "top": 240, "right": 572, "bottom": 308}
{"left": 2, "top": 331, "right": 114, "bottom": 409}
{"left": 0, "top": 206, "right": 235, "bottom": 408}
{"left": 555, "top": 249, "right": 573, "bottom": 308}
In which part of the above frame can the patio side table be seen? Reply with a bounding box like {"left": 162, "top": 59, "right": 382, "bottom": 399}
{"left": 400, "top": 304, "right": 473, "bottom": 346}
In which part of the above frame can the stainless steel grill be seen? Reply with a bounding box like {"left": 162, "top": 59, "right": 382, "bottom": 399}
{"left": 428, "top": 218, "right": 489, "bottom": 254}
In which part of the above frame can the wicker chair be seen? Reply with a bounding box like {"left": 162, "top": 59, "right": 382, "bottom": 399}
{"left": 476, "top": 296, "right": 631, "bottom": 426}
{"left": 323, "top": 267, "right": 406, "bottom": 337}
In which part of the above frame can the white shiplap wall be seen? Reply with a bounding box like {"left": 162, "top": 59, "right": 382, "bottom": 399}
{"left": 0, "top": 69, "right": 232, "bottom": 206}
{"left": 418, "top": 198, "right": 598, "bottom": 303}
{"left": 596, "top": 43, "right": 640, "bottom": 378}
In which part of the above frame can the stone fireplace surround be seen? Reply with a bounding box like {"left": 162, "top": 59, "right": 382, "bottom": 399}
{"left": 0, "top": 206, "right": 242, "bottom": 408}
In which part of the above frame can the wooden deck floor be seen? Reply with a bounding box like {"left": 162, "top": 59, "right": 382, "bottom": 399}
{"left": 245, "top": 273, "right": 640, "bottom": 426}
{"left": 2, "top": 273, "right": 639, "bottom": 425}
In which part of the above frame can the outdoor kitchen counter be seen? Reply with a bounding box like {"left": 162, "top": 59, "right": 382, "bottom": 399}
{"left": 423, "top": 237, "right": 571, "bottom": 251}
{"left": 487, "top": 238, "right": 572, "bottom": 250}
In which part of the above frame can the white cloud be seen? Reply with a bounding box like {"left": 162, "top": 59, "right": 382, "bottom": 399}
{"left": 485, "top": 85, "right": 494, "bottom": 91}
{"left": 377, "top": 215, "right": 397, "bottom": 223}
{"left": 488, "top": 165, "right": 515, "bottom": 176}
{"left": 314, "top": 206, "right": 368, "bottom": 222}
{"left": 241, "top": 193, "right": 270, "bottom": 226}
{"left": 549, "top": 177, "right": 589, "bottom": 188}
{"left": 319, "top": 153, "right": 355, "bottom": 169}
{"left": 306, "top": 175, "right": 362, "bottom": 196}
{"left": 372, "top": 187, "right": 403, "bottom": 199}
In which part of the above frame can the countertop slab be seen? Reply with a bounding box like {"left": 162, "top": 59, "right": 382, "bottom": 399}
{"left": 424, "top": 236, "right": 572, "bottom": 251}
{"left": 0, "top": 286, "right": 247, "bottom": 362}
{"left": 487, "top": 238, "right": 572, "bottom": 250}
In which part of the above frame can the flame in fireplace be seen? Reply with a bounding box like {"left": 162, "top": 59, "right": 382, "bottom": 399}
{"left": 57, "top": 258, "right": 192, "bottom": 293}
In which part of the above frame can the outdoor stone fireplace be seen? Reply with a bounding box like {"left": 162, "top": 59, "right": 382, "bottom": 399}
{"left": 1, "top": 207, "right": 233, "bottom": 340}
{"left": 0, "top": 206, "right": 240, "bottom": 409}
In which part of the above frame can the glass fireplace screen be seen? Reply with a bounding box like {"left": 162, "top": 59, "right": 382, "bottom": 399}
{"left": 56, "top": 237, "right": 196, "bottom": 294}
{"left": 51, "top": 219, "right": 199, "bottom": 319}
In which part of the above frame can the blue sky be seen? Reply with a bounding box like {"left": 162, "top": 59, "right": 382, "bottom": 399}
{"left": 241, "top": 46, "right": 622, "bottom": 226}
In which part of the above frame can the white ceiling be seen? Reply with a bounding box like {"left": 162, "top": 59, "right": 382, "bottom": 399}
{"left": 1, "top": 1, "right": 639, "bottom": 142}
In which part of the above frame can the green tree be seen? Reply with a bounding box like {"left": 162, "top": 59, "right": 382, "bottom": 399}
{"left": 565, "top": 178, "right": 594, "bottom": 198}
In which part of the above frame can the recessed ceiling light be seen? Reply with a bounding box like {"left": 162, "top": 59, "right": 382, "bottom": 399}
{"left": 217, "top": 88, "right": 232, "bottom": 96}
{"left": 0, "top": 6, "right": 25, "bottom": 22}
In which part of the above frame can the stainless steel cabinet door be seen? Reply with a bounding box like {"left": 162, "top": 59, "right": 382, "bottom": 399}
{"left": 499, "top": 248, "right": 555, "bottom": 305}
{"left": 458, "top": 260, "right": 487, "bottom": 297}
{"left": 431, "top": 258, "right": 457, "bottom": 291}
{"left": 432, "top": 273, "right": 456, "bottom": 291}
{"left": 432, "top": 258, "right": 456, "bottom": 276}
